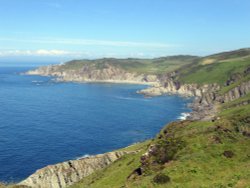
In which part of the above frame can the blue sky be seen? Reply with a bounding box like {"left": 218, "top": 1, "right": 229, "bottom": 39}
{"left": 0, "top": 0, "right": 250, "bottom": 62}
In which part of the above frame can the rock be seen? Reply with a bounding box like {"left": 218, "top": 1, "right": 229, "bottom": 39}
{"left": 26, "top": 64, "right": 159, "bottom": 85}
{"left": 222, "top": 80, "right": 250, "bottom": 103}
{"left": 18, "top": 151, "right": 133, "bottom": 188}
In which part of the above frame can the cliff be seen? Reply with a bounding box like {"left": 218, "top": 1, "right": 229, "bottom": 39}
{"left": 26, "top": 64, "right": 159, "bottom": 85}
{"left": 18, "top": 151, "right": 137, "bottom": 188}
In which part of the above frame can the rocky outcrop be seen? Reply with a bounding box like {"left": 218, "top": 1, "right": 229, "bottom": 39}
{"left": 139, "top": 73, "right": 250, "bottom": 121}
{"left": 221, "top": 80, "right": 250, "bottom": 103}
{"left": 137, "top": 77, "right": 220, "bottom": 97}
{"left": 26, "top": 64, "right": 159, "bottom": 85}
{"left": 137, "top": 78, "right": 221, "bottom": 121}
{"left": 18, "top": 151, "right": 134, "bottom": 188}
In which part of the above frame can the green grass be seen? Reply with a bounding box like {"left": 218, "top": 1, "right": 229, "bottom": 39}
{"left": 178, "top": 57, "right": 250, "bottom": 85}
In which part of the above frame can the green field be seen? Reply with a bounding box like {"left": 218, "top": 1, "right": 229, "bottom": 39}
{"left": 177, "top": 50, "right": 250, "bottom": 85}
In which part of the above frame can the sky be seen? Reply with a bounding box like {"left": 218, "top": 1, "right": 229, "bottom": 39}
{"left": 0, "top": 0, "right": 250, "bottom": 62}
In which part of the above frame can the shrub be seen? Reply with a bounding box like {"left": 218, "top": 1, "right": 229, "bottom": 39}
{"left": 153, "top": 173, "right": 170, "bottom": 184}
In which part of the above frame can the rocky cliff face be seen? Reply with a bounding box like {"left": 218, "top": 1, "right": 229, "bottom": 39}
{"left": 138, "top": 67, "right": 250, "bottom": 120}
{"left": 221, "top": 80, "right": 250, "bottom": 102}
{"left": 137, "top": 78, "right": 220, "bottom": 97}
{"left": 18, "top": 151, "right": 133, "bottom": 188}
{"left": 26, "top": 64, "right": 159, "bottom": 84}
{"left": 27, "top": 63, "right": 250, "bottom": 122}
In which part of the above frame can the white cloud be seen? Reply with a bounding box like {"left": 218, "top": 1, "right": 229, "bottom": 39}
{"left": 0, "top": 37, "right": 172, "bottom": 48}
{"left": 46, "top": 2, "right": 62, "bottom": 9}
{"left": 0, "top": 49, "right": 79, "bottom": 57}
{"left": 36, "top": 49, "right": 69, "bottom": 56}
{"left": 0, "top": 49, "right": 164, "bottom": 59}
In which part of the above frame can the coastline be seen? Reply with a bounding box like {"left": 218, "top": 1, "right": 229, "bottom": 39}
{"left": 15, "top": 71, "right": 197, "bottom": 187}
{"left": 17, "top": 66, "right": 224, "bottom": 188}
{"left": 26, "top": 69, "right": 211, "bottom": 120}
{"left": 6, "top": 48, "right": 250, "bottom": 187}
{"left": 55, "top": 78, "right": 157, "bottom": 86}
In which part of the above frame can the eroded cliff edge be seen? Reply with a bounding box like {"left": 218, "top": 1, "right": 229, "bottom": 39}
{"left": 26, "top": 63, "right": 159, "bottom": 85}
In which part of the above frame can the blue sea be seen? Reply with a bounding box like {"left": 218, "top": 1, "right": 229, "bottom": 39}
{"left": 0, "top": 63, "right": 191, "bottom": 182}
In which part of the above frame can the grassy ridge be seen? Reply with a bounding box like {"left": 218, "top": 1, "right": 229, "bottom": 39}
{"left": 58, "top": 56, "right": 198, "bottom": 74}
{"left": 177, "top": 50, "right": 250, "bottom": 85}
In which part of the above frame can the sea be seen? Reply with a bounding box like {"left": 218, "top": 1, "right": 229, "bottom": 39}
{"left": 0, "top": 62, "right": 191, "bottom": 182}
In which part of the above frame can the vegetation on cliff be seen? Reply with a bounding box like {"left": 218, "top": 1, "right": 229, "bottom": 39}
{"left": 58, "top": 56, "right": 198, "bottom": 75}
{"left": 177, "top": 48, "right": 250, "bottom": 85}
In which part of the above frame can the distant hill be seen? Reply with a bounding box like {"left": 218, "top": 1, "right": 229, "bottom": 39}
{"left": 58, "top": 55, "right": 198, "bottom": 75}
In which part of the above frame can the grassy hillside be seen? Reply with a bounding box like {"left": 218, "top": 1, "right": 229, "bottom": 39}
{"left": 177, "top": 49, "right": 250, "bottom": 85}
{"left": 71, "top": 97, "right": 250, "bottom": 188}
{"left": 58, "top": 56, "right": 198, "bottom": 75}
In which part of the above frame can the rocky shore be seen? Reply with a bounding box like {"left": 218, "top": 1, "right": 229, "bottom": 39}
{"left": 138, "top": 77, "right": 250, "bottom": 121}
{"left": 18, "top": 151, "right": 137, "bottom": 188}
{"left": 26, "top": 63, "right": 250, "bottom": 122}
{"left": 26, "top": 64, "right": 159, "bottom": 85}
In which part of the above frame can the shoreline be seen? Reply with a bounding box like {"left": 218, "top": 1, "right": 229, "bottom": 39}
{"left": 54, "top": 77, "right": 157, "bottom": 86}
{"left": 16, "top": 71, "right": 215, "bottom": 187}
{"left": 27, "top": 71, "right": 208, "bottom": 120}
{"left": 13, "top": 73, "right": 195, "bottom": 183}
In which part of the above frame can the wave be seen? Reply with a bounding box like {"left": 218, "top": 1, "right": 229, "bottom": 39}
{"left": 115, "top": 96, "right": 149, "bottom": 101}
{"left": 32, "top": 80, "right": 44, "bottom": 83}
{"left": 76, "top": 154, "right": 90, "bottom": 160}
{"left": 178, "top": 112, "right": 190, "bottom": 120}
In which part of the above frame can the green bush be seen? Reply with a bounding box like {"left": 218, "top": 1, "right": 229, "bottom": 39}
{"left": 153, "top": 173, "right": 170, "bottom": 184}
